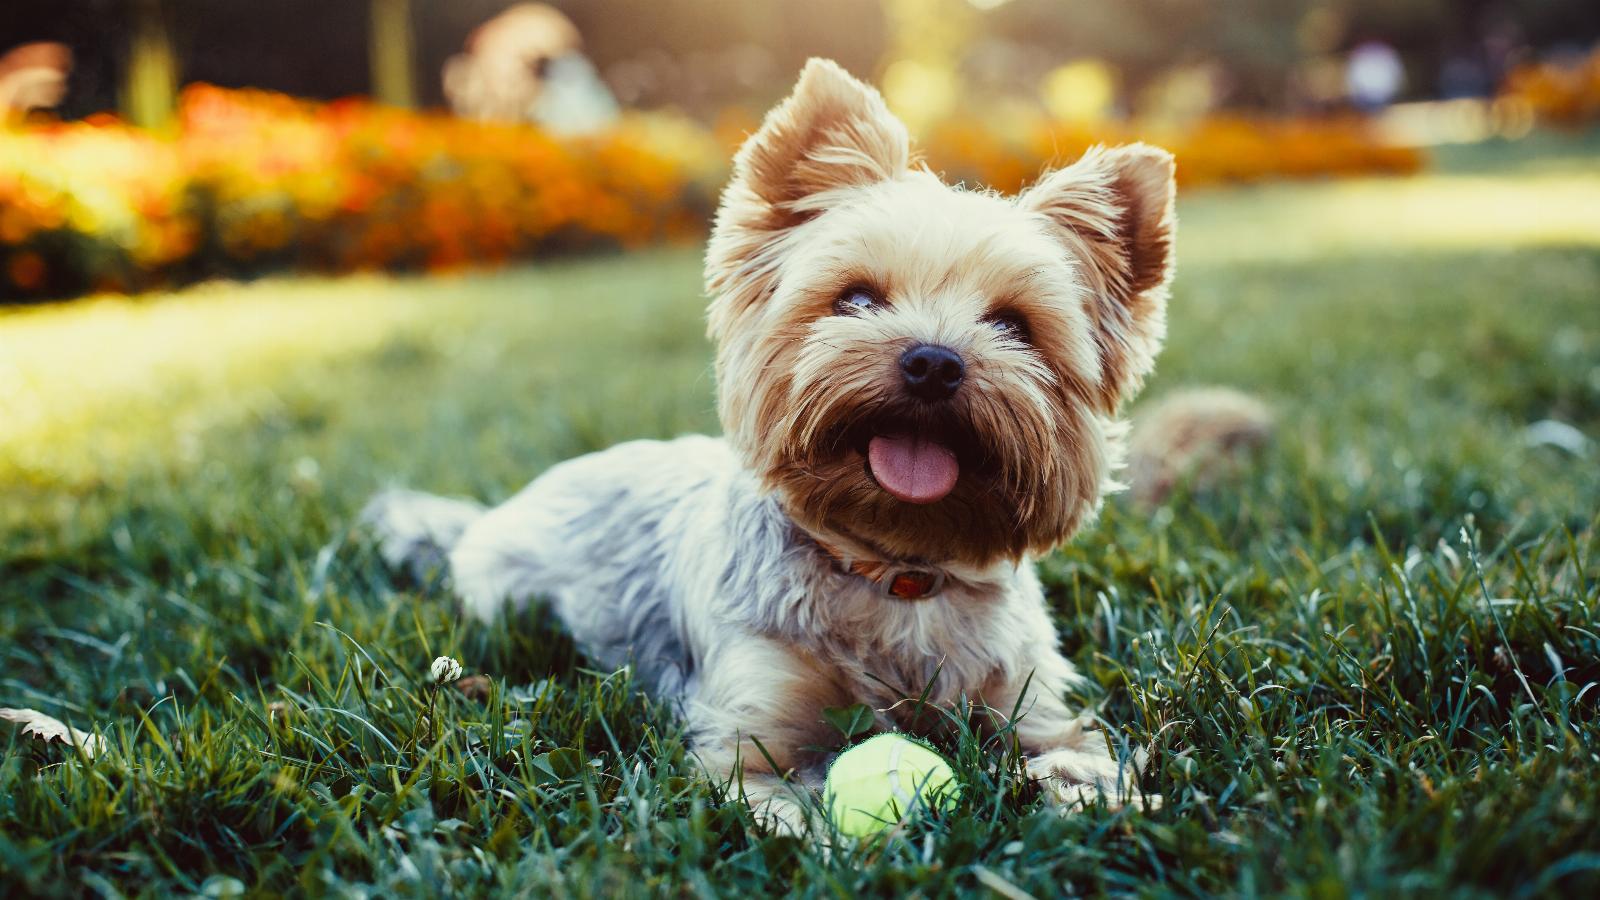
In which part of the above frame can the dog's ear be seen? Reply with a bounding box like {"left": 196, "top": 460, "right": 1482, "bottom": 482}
{"left": 1021, "top": 143, "right": 1176, "bottom": 412}
{"left": 706, "top": 59, "right": 909, "bottom": 335}
{"left": 728, "top": 57, "right": 909, "bottom": 215}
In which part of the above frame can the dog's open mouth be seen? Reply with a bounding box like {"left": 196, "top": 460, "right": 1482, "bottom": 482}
{"left": 866, "top": 433, "right": 959, "bottom": 504}
{"left": 840, "top": 415, "right": 984, "bottom": 505}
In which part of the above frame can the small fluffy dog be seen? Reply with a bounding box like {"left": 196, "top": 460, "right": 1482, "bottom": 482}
{"left": 366, "top": 59, "right": 1179, "bottom": 832}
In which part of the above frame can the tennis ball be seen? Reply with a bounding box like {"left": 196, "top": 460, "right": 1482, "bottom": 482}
{"left": 824, "top": 733, "right": 959, "bottom": 837}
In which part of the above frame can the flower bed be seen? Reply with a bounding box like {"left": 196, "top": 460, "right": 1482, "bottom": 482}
{"left": 2, "top": 85, "right": 1423, "bottom": 302}
{"left": 1499, "top": 44, "right": 1600, "bottom": 128}
{"left": 1, "top": 86, "right": 720, "bottom": 300}
{"left": 0, "top": 118, "right": 196, "bottom": 297}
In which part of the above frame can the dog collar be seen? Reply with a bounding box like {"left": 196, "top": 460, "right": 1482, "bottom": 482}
{"left": 811, "top": 537, "right": 947, "bottom": 601}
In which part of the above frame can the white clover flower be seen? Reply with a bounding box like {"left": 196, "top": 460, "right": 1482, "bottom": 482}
{"left": 429, "top": 656, "right": 463, "bottom": 685}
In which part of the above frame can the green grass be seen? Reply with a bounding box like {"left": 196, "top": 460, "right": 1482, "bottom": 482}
{"left": 3, "top": 142, "right": 1599, "bottom": 897}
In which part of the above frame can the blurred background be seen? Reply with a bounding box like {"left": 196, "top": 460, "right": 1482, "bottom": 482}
{"left": 1, "top": 0, "right": 1598, "bottom": 299}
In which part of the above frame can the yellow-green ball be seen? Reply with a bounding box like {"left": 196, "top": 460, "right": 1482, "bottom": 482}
{"left": 824, "top": 733, "right": 959, "bottom": 837}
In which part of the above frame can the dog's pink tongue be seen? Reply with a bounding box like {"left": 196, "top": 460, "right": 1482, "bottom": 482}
{"left": 867, "top": 434, "right": 959, "bottom": 504}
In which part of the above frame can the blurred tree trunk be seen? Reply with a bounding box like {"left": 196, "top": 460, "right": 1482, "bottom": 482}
{"left": 370, "top": 0, "right": 415, "bottom": 108}
{"left": 123, "top": 0, "right": 176, "bottom": 128}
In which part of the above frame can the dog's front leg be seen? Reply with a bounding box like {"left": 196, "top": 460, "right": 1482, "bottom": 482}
{"left": 684, "top": 638, "right": 847, "bottom": 835}
{"left": 989, "top": 648, "right": 1153, "bottom": 811}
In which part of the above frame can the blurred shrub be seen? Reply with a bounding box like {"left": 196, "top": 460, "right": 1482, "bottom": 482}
{"left": 1499, "top": 45, "right": 1600, "bottom": 128}
{"left": 2, "top": 85, "right": 1422, "bottom": 302}
{"left": 0, "top": 85, "right": 718, "bottom": 300}
{"left": 921, "top": 113, "right": 1423, "bottom": 195}
{"left": 0, "top": 115, "right": 198, "bottom": 297}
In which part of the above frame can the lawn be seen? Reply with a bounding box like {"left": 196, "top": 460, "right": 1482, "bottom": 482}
{"left": 2, "top": 137, "right": 1599, "bottom": 896}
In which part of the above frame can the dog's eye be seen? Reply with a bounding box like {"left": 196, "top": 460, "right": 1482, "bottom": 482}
{"left": 833, "top": 288, "right": 880, "bottom": 316}
{"left": 986, "top": 313, "right": 1031, "bottom": 343}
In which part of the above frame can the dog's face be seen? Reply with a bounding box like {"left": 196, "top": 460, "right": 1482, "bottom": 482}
{"left": 705, "top": 60, "right": 1176, "bottom": 567}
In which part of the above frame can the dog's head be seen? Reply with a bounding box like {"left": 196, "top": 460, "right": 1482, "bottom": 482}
{"left": 705, "top": 59, "right": 1175, "bottom": 567}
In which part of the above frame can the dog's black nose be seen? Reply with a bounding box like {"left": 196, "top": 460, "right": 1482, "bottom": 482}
{"left": 899, "top": 344, "right": 965, "bottom": 401}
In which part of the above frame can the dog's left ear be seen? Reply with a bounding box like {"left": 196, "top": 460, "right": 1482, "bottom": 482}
{"left": 706, "top": 59, "right": 910, "bottom": 337}
{"left": 1021, "top": 144, "right": 1176, "bottom": 412}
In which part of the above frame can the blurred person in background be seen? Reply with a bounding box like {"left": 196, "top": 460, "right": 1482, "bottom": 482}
{"left": 0, "top": 42, "right": 71, "bottom": 122}
{"left": 442, "top": 2, "right": 618, "bottom": 133}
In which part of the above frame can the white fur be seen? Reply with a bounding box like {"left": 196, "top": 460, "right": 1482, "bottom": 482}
{"left": 363, "top": 435, "right": 1139, "bottom": 830}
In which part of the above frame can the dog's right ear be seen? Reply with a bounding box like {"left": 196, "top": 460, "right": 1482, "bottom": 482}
{"left": 706, "top": 59, "right": 909, "bottom": 336}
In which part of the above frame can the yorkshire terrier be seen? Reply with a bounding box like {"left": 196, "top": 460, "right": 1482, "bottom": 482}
{"left": 366, "top": 58, "right": 1182, "bottom": 833}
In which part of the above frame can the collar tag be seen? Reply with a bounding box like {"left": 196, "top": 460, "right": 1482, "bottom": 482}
{"left": 809, "top": 534, "right": 948, "bottom": 600}
{"left": 883, "top": 569, "right": 944, "bottom": 600}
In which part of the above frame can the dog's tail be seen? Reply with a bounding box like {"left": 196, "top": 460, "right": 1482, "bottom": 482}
{"left": 361, "top": 488, "right": 487, "bottom": 581}
{"left": 1123, "top": 387, "right": 1274, "bottom": 508}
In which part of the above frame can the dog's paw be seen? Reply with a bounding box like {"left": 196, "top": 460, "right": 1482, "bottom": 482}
{"left": 747, "top": 793, "right": 812, "bottom": 838}
{"left": 447, "top": 554, "right": 516, "bottom": 624}
{"left": 1026, "top": 747, "right": 1158, "bottom": 812}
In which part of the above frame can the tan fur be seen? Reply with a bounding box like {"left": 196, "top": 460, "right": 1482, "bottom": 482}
{"left": 707, "top": 60, "right": 1175, "bottom": 567}
{"left": 1021, "top": 144, "right": 1176, "bottom": 413}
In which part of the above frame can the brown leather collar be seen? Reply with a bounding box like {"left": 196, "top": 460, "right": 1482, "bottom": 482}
{"left": 811, "top": 537, "right": 947, "bottom": 601}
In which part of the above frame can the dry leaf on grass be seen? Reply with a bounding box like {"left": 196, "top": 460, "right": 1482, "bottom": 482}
{"left": 455, "top": 674, "right": 493, "bottom": 700}
{"left": 0, "top": 707, "right": 107, "bottom": 758}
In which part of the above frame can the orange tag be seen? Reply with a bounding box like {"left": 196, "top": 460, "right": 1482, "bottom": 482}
{"left": 887, "top": 570, "right": 939, "bottom": 600}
